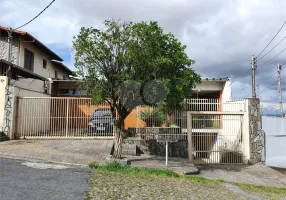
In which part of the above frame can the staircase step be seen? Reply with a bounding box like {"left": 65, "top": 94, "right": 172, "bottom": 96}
{"left": 122, "top": 144, "right": 137, "bottom": 156}
{"left": 122, "top": 144, "right": 137, "bottom": 150}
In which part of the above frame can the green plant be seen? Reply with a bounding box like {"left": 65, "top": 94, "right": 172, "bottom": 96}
{"left": 138, "top": 108, "right": 168, "bottom": 127}
{"left": 88, "top": 162, "right": 179, "bottom": 178}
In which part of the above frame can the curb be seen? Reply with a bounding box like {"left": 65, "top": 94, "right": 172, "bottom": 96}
{"left": 0, "top": 154, "right": 88, "bottom": 167}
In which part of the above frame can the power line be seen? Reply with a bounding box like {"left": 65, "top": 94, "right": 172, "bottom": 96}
{"left": 265, "top": 71, "right": 277, "bottom": 80}
{"left": 259, "top": 80, "right": 277, "bottom": 95}
{"left": 259, "top": 46, "right": 286, "bottom": 66}
{"left": 228, "top": 68, "right": 251, "bottom": 88}
{"left": 257, "top": 21, "right": 286, "bottom": 58}
{"left": 258, "top": 35, "right": 286, "bottom": 61}
{"left": 15, "top": 0, "right": 56, "bottom": 30}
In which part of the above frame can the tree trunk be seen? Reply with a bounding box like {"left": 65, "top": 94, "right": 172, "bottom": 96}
{"left": 113, "top": 116, "right": 125, "bottom": 158}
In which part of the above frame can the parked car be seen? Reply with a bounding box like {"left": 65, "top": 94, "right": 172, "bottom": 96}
{"left": 88, "top": 108, "right": 114, "bottom": 136}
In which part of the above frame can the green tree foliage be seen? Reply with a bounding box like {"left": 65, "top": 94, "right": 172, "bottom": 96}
{"left": 72, "top": 20, "right": 200, "bottom": 158}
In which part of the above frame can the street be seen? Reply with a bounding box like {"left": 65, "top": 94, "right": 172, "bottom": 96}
{"left": 0, "top": 158, "right": 90, "bottom": 200}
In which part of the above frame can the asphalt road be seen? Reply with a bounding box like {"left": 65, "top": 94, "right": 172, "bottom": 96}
{"left": 0, "top": 158, "right": 90, "bottom": 200}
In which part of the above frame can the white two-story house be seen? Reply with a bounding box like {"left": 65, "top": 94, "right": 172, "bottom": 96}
{"left": 0, "top": 26, "right": 73, "bottom": 96}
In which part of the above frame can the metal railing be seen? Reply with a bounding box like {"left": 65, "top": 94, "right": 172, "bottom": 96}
{"left": 16, "top": 97, "right": 246, "bottom": 145}
{"left": 17, "top": 97, "right": 115, "bottom": 138}
{"left": 191, "top": 114, "right": 244, "bottom": 164}
{"left": 185, "top": 98, "right": 247, "bottom": 112}
{"left": 134, "top": 99, "right": 246, "bottom": 140}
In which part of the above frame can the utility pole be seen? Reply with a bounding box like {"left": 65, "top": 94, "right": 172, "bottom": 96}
{"left": 257, "top": 85, "right": 260, "bottom": 98}
{"left": 277, "top": 63, "right": 283, "bottom": 117}
{"left": 7, "top": 27, "right": 12, "bottom": 85}
{"left": 251, "top": 55, "right": 257, "bottom": 98}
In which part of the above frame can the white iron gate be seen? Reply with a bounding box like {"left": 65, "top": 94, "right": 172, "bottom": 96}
{"left": 189, "top": 113, "right": 244, "bottom": 164}
{"left": 17, "top": 97, "right": 115, "bottom": 138}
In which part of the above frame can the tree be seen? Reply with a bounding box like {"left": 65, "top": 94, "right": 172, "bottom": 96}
{"left": 72, "top": 20, "right": 200, "bottom": 158}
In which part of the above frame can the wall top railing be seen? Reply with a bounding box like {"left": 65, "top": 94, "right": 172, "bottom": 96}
{"left": 185, "top": 98, "right": 247, "bottom": 112}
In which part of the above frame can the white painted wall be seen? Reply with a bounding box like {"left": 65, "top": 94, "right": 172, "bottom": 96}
{"left": 222, "top": 79, "right": 231, "bottom": 102}
{"left": 194, "top": 81, "right": 224, "bottom": 91}
{"left": 18, "top": 41, "right": 69, "bottom": 79}
{"left": 263, "top": 116, "right": 286, "bottom": 168}
{"left": 11, "top": 79, "right": 46, "bottom": 94}
{"left": 193, "top": 79, "right": 232, "bottom": 102}
{"left": 222, "top": 99, "right": 247, "bottom": 112}
{"left": 0, "top": 76, "right": 8, "bottom": 130}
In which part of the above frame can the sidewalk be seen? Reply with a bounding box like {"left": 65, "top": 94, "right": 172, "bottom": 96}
{"left": 128, "top": 154, "right": 286, "bottom": 188}
{"left": 0, "top": 140, "right": 113, "bottom": 165}
{"left": 1, "top": 140, "right": 286, "bottom": 188}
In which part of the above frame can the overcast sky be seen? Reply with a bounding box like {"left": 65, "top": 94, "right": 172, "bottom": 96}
{"left": 1, "top": 0, "right": 286, "bottom": 109}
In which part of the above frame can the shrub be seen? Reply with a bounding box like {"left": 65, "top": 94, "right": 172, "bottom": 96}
{"left": 138, "top": 107, "right": 168, "bottom": 127}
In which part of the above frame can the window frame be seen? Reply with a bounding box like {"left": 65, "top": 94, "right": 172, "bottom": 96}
{"left": 43, "top": 59, "right": 47, "bottom": 69}
{"left": 24, "top": 48, "right": 34, "bottom": 71}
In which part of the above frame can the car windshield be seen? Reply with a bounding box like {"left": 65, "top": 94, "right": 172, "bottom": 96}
{"left": 92, "top": 110, "right": 111, "bottom": 117}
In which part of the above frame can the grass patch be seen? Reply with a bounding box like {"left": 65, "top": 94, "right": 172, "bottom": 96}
{"left": 235, "top": 183, "right": 286, "bottom": 196}
{"left": 88, "top": 161, "right": 286, "bottom": 196}
{"left": 88, "top": 162, "right": 180, "bottom": 178}
{"left": 184, "top": 176, "right": 223, "bottom": 184}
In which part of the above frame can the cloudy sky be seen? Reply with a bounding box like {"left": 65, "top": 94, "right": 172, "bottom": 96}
{"left": 1, "top": 0, "right": 286, "bottom": 109}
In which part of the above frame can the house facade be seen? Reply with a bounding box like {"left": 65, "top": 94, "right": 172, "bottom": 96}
{"left": 0, "top": 26, "right": 73, "bottom": 96}
{"left": 0, "top": 26, "right": 73, "bottom": 137}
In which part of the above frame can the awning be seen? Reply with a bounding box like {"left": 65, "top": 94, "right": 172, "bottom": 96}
{"left": 0, "top": 59, "right": 47, "bottom": 81}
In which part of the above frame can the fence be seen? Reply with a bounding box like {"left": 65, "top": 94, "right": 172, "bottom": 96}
{"left": 185, "top": 98, "right": 247, "bottom": 112}
{"left": 262, "top": 116, "right": 286, "bottom": 168}
{"left": 17, "top": 97, "right": 115, "bottom": 138}
{"left": 135, "top": 99, "right": 247, "bottom": 139}
{"left": 191, "top": 114, "right": 243, "bottom": 164}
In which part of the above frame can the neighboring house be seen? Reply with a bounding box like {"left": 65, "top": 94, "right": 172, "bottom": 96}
{"left": 0, "top": 26, "right": 73, "bottom": 96}
{"left": 0, "top": 26, "right": 73, "bottom": 137}
{"left": 49, "top": 77, "right": 232, "bottom": 130}
{"left": 192, "top": 77, "right": 231, "bottom": 102}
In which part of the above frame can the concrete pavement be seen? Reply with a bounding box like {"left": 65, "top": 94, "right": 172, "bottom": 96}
{"left": 1, "top": 140, "right": 286, "bottom": 188}
{"left": 0, "top": 140, "right": 113, "bottom": 165}
{"left": 0, "top": 158, "right": 90, "bottom": 200}
{"left": 129, "top": 154, "right": 286, "bottom": 188}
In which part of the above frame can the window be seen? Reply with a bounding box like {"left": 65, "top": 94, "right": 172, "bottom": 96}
{"left": 55, "top": 70, "right": 58, "bottom": 79}
{"left": 43, "top": 59, "right": 47, "bottom": 69}
{"left": 57, "top": 89, "right": 87, "bottom": 96}
{"left": 58, "top": 89, "right": 70, "bottom": 95}
{"left": 24, "top": 49, "right": 34, "bottom": 71}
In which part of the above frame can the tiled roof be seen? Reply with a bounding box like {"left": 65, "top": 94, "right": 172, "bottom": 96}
{"left": 0, "top": 26, "right": 63, "bottom": 62}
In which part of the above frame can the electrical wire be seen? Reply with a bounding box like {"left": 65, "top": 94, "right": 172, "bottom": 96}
{"left": 260, "top": 46, "right": 286, "bottom": 66}
{"left": 258, "top": 80, "right": 277, "bottom": 95}
{"left": 257, "top": 21, "right": 286, "bottom": 58}
{"left": 264, "top": 71, "right": 277, "bottom": 81}
{"left": 258, "top": 35, "right": 286, "bottom": 61}
{"left": 228, "top": 68, "right": 251, "bottom": 88}
{"left": 15, "top": 0, "right": 56, "bottom": 30}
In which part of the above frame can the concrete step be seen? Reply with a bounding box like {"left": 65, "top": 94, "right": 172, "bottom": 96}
{"left": 122, "top": 144, "right": 138, "bottom": 156}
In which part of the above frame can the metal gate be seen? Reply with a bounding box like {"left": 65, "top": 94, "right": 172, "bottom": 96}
{"left": 190, "top": 113, "right": 244, "bottom": 164}
{"left": 16, "top": 97, "right": 115, "bottom": 138}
